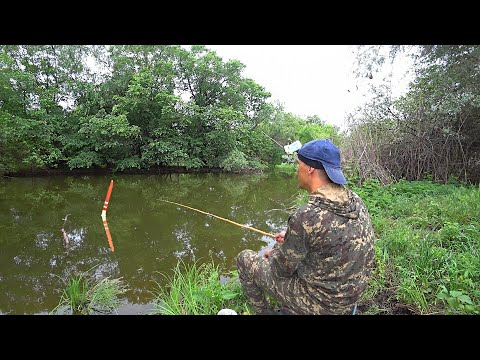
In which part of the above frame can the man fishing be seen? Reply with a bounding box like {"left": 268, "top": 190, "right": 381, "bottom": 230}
{"left": 236, "top": 139, "right": 375, "bottom": 315}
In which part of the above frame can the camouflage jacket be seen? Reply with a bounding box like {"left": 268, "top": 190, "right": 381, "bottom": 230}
{"left": 269, "top": 183, "right": 375, "bottom": 313}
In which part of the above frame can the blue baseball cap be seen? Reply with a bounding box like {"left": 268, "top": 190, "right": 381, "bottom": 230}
{"left": 297, "top": 139, "right": 347, "bottom": 185}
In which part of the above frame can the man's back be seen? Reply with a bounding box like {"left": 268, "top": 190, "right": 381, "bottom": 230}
{"left": 270, "top": 183, "right": 375, "bottom": 314}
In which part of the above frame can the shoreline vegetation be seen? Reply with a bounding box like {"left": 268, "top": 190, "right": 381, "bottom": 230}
{"left": 2, "top": 166, "right": 267, "bottom": 178}
{"left": 3, "top": 162, "right": 298, "bottom": 179}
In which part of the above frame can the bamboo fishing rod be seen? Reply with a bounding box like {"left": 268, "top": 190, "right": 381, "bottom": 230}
{"left": 160, "top": 199, "right": 276, "bottom": 239}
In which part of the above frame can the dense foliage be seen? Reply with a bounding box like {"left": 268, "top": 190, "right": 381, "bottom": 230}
{"left": 0, "top": 45, "right": 338, "bottom": 175}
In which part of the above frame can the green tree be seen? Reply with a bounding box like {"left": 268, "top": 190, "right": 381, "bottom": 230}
{"left": 0, "top": 45, "right": 91, "bottom": 173}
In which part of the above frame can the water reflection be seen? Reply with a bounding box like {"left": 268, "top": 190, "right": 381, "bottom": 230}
{"left": 0, "top": 172, "right": 298, "bottom": 314}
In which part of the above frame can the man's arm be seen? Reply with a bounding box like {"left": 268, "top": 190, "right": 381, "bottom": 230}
{"left": 269, "top": 212, "right": 308, "bottom": 278}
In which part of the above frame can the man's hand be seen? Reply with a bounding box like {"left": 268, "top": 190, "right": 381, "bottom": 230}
{"left": 274, "top": 231, "right": 286, "bottom": 243}
{"left": 263, "top": 248, "right": 273, "bottom": 259}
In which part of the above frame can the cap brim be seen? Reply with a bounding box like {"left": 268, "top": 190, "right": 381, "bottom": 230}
{"left": 323, "top": 165, "right": 347, "bottom": 185}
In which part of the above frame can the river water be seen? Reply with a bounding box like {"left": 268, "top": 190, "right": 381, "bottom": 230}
{"left": 0, "top": 172, "right": 299, "bottom": 314}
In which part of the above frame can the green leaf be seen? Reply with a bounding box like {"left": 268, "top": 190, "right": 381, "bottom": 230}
{"left": 446, "top": 298, "right": 457, "bottom": 307}
{"left": 449, "top": 290, "right": 463, "bottom": 298}
{"left": 457, "top": 295, "right": 473, "bottom": 304}
{"left": 437, "top": 292, "right": 448, "bottom": 300}
{"left": 221, "top": 291, "right": 238, "bottom": 300}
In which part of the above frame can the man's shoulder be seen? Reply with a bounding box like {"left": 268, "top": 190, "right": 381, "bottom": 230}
{"left": 293, "top": 203, "right": 316, "bottom": 217}
{"left": 287, "top": 204, "right": 311, "bottom": 226}
{"left": 291, "top": 202, "right": 329, "bottom": 225}
{"left": 345, "top": 187, "right": 368, "bottom": 206}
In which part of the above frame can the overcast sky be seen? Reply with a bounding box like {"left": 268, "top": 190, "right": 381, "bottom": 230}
{"left": 201, "top": 45, "right": 413, "bottom": 130}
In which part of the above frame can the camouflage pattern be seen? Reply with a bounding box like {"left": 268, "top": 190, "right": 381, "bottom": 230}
{"left": 236, "top": 183, "right": 375, "bottom": 315}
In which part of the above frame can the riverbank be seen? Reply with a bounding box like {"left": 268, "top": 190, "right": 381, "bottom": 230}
{"left": 3, "top": 166, "right": 268, "bottom": 178}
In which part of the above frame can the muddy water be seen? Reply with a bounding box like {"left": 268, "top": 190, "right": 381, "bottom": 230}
{"left": 0, "top": 172, "right": 299, "bottom": 314}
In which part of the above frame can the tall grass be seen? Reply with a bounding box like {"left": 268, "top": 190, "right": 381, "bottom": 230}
{"left": 350, "top": 179, "right": 480, "bottom": 314}
{"left": 151, "top": 259, "right": 250, "bottom": 315}
{"left": 51, "top": 266, "right": 128, "bottom": 315}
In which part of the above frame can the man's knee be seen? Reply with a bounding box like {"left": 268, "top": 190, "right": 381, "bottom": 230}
{"left": 236, "top": 249, "right": 255, "bottom": 271}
